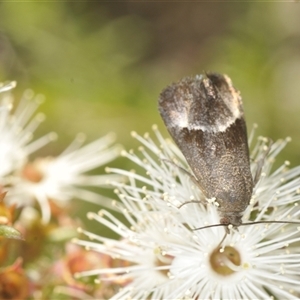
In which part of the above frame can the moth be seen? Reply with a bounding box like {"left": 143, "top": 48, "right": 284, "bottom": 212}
{"left": 158, "top": 73, "right": 254, "bottom": 231}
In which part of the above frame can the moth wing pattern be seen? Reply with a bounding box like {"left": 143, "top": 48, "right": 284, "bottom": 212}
{"left": 158, "top": 73, "right": 253, "bottom": 218}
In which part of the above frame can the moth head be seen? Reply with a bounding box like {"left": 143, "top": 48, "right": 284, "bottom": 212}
{"left": 218, "top": 213, "right": 243, "bottom": 234}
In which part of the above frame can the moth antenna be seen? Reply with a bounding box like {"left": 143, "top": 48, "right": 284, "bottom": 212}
{"left": 240, "top": 220, "right": 300, "bottom": 227}
{"left": 192, "top": 220, "right": 300, "bottom": 232}
{"left": 193, "top": 223, "right": 227, "bottom": 231}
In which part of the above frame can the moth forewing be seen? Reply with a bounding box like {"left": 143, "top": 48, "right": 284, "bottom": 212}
{"left": 158, "top": 73, "right": 254, "bottom": 229}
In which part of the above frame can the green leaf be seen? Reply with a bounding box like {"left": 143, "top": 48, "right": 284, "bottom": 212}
{"left": 0, "top": 225, "right": 24, "bottom": 240}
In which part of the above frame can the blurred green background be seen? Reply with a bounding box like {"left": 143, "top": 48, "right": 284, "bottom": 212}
{"left": 1, "top": 2, "right": 300, "bottom": 230}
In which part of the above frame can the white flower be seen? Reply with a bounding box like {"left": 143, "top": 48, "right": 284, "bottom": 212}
{"left": 7, "top": 133, "right": 122, "bottom": 223}
{"left": 0, "top": 82, "right": 122, "bottom": 223}
{"left": 75, "top": 211, "right": 184, "bottom": 299}
{"left": 0, "top": 83, "right": 55, "bottom": 178}
{"left": 75, "top": 126, "right": 300, "bottom": 299}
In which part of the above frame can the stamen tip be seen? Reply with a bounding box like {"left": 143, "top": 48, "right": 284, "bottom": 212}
{"left": 49, "top": 132, "right": 58, "bottom": 141}
{"left": 131, "top": 131, "right": 137, "bottom": 138}
{"left": 120, "top": 150, "right": 127, "bottom": 157}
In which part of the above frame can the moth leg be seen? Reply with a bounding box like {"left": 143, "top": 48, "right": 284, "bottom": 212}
{"left": 178, "top": 199, "right": 207, "bottom": 208}
{"left": 161, "top": 159, "right": 208, "bottom": 206}
{"left": 253, "top": 138, "right": 272, "bottom": 186}
{"left": 217, "top": 232, "right": 228, "bottom": 248}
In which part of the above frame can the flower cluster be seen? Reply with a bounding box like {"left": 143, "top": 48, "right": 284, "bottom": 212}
{"left": 2, "top": 79, "right": 300, "bottom": 299}
{"left": 75, "top": 126, "right": 300, "bottom": 299}
{"left": 0, "top": 82, "right": 122, "bottom": 223}
{"left": 0, "top": 82, "right": 122, "bottom": 299}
